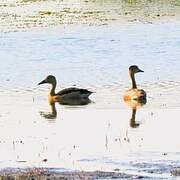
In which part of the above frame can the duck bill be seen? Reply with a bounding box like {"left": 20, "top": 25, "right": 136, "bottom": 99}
{"left": 138, "top": 69, "right": 144, "bottom": 73}
{"left": 38, "top": 80, "right": 46, "bottom": 85}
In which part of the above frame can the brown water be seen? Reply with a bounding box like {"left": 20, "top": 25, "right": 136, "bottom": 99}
{"left": 0, "top": 0, "right": 180, "bottom": 179}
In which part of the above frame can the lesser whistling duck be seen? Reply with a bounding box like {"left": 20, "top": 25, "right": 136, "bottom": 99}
{"left": 38, "top": 75, "right": 93, "bottom": 104}
{"left": 123, "top": 65, "right": 146, "bottom": 103}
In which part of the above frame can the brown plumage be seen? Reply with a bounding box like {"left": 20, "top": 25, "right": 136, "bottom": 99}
{"left": 123, "top": 65, "right": 147, "bottom": 103}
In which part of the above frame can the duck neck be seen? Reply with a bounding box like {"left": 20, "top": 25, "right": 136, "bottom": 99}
{"left": 129, "top": 72, "right": 137, "bottom": 89}
{"left": 49, "top": 81, "right": 57, "bottom": 96}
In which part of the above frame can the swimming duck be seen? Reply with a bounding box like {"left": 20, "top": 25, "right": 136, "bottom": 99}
{"left": 123, "top": 65, "right": 146, "bottom": 103}
{"left": 38, "top": 75, "right": 93, "bottom": 104}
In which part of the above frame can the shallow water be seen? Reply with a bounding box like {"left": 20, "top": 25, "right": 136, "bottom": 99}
{"left": 1, "top": 1, "right": 180, "bottom": 178}
{"left": 1, "top": 23, "right": 180, "bottom": 108}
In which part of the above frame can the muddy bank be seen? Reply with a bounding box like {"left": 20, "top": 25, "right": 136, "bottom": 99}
{"left": 0, "top": 168, "right": 147, "bottom": 179}
{"left": 171, "top": 168, "right": 180, "bottom": 177}
{"left": 1, "top": 0, "right": 180, "bottom": 33}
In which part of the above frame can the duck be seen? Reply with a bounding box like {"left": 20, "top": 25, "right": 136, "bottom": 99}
{"left": 38, "top": 75, "right": 93, "bottom": 104}
{"left": 123, "top": 65, "right": 146, "bottom": 103}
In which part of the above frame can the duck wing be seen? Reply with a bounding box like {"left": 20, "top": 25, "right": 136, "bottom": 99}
{"left": 57, "top": 87, "right": 93, "bottom": 97}
{"left": 124, "top": 88, "right": 147, "bottom": 104}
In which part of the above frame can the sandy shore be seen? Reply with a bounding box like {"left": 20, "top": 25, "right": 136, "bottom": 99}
{"left": 1, "top": 0, "right": 180, "bottom": 33}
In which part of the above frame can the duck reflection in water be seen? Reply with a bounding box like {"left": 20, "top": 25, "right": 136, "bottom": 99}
{"left": 125, "top": 96, "right": 147, "bottom": 128}
{"left": 40, "top": 98, "right": 92, "bottom": 120}
{"left": 40, "top": 101, "right": 57, "bottom": 120}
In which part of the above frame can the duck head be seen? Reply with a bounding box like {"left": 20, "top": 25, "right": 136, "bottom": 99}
{"left": 129, "top": 65, "right": 144, "bottom": 75}
{"left": 38, "top": 75, "right": 57, "bottom": 86}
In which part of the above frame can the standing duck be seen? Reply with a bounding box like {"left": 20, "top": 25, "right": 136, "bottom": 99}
{"left": 38, "top": 75, "right": 93, "bottom": 104}
{"left": 123, "top": 65, "right": 146, "bottom": 103}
